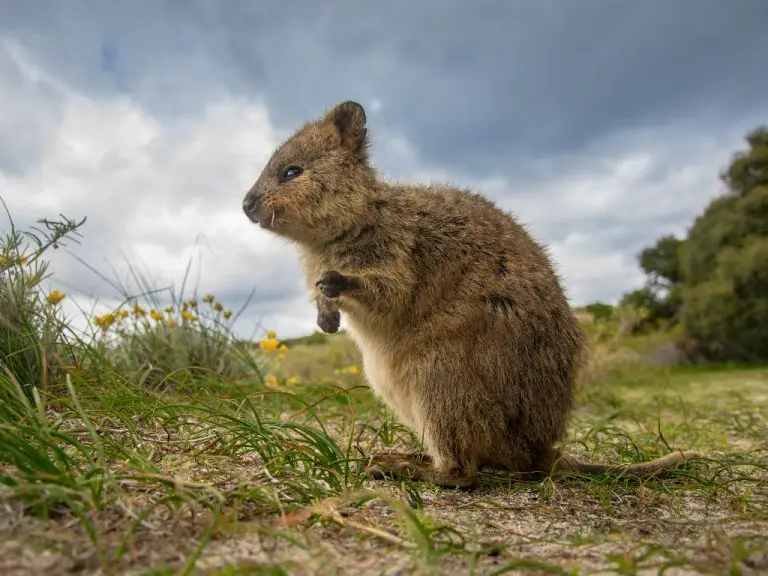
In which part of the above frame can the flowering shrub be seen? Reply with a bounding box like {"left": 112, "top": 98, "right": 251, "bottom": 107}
{"left": 92, "top": 292, "right": 256, "bottom": 388}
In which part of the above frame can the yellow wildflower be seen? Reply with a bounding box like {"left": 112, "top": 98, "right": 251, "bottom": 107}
{"left": 164, "top": 306, "right": 175, "bottom": 314}
{"left": 203, "top": 294, "right": 214, "bottom": 303}
{"left": 266, "top": 330, "right": 277, "bottom": 339}
{"left": 213, "top": 302, "right": 223, "bottom": 312}
{"left": 94, "top": 312, "right": 116, "bottom": 331}
{"left": 186, "top": 299, "right": 198, "bottom": 308}
{"left": 223, "top": 310, "right": 233, "bottom": 320}
{"left": 347, "top": 365, "right": 360, "bottom": 375}
{"left": 0, "top": 255, "right": 6, "bottom": 267}
{"left": 46, "top": 290, "right": 66, "bottom": 305}
{"left": 286, "top": 376, "right": 299, "bottom": 386}
{"left": 118, "top": 309, "right": 130, "bottom": 319}
{"left": 150, "top": 309, "right": 164, "bottom": 321}
{"left": 278, "top": 344, "right": 288, "bottom": 353}
{"left": 167, "top": 318, "right": 176, "bottom": 327}
{"left": 181, "top": 310, "right": 197, "bottom": 321}
{"left": 132, "top": 304, "right": 146, "bottom": 317}
{"left": 265, "top": 375, "right": 279, "bottom": 390}
{"left": 259, "top": 338, "right": 279, "bottom": 354}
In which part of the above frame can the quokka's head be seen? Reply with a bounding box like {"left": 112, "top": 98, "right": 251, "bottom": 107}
{"left": 242, "top": 100, "right": 376, "bottom": 243}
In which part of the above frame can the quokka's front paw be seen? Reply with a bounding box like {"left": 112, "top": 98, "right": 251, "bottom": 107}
{"left": 316, "top": 270, "right": 350, "bottom": 299}
{"left": 317, "top": 308, "right": 341, "bottom": 333}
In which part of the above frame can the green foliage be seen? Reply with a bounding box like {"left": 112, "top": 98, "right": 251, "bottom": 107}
{"left": 619, "top": 284, "right": 682, "bottom": 329}
{"left": 584, "top": 301, "right": 614, "bottom": 323}
{"left": 69, "top": 242, "right": 266, "bottom": 388}
{"left": 678, "top": 127, "right": 768, "bottom": 362}
{"left": 681, "top": 187, "right": 768, "bottom": 287}
{"left": 681, "top": 235, "right": 768, "bottom": 361}
{"left": 621, "top": 234, "right": 686, "bottom": 332}
{"left": 0, "top": 202, "right": 86, "bottom": 401}
{"left": 721, "top": 126, "right": 768, "bottom": 196}
{"left": 624, "top": 125, "right": 768, "bottom": 361}
{"left": 0, "top": 373, "right": 117, "bottom": 519}
{"left": 96, "top": 296, "right": 260, "bottom": 388}
{"left": 638, "top": 234, "right": 684, "bottom": 288}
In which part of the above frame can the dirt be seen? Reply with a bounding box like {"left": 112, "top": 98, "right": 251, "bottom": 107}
{"left": 2, "top": 465, "right": 767, "bottom": 576}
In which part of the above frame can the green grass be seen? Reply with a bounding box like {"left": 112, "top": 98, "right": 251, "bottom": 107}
{"left": 1, "top": 210, "right": 767, "bottom": 575}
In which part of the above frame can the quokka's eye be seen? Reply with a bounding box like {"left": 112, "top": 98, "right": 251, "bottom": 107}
{"left": 280, "top": 165, "right": 303, "bottom": 182}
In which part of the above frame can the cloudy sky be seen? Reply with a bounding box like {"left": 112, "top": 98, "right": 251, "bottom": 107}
{"left": 1, "top": 1, "right": 767, "bottom": 339}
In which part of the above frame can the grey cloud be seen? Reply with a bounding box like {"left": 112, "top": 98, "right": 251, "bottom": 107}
{"left": 0, "top": 46, "right": 66, "bottom": 175}
{"left": 5, "top": 1, "right": 768, "bottom": 175}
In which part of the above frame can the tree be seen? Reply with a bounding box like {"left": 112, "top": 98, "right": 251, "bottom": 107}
{"left": 638, "top": 234, "right": 684, "bottom": 289}
{"left": 584, "top": 301, "right": 614, "bottom": 323}
{"left": 620, "top": 125, "right": 768, "bottom": 360}
{"left": 721, "top": 126, "right": 768, "bottom": 196}
{"left": 619, "top": 284, "right": 682, "bottom": 326}
{"left": 620, "top": 234, "right": 685, "bottom": 330}
{"left": 679, "top": 126, "right": 768, "bottom": 362}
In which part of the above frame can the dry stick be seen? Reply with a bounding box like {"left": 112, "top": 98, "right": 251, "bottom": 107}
{"left": 327, "top": 510, "right": 415, "bottom": 549}
{"left": 278, "top": 498, "right": 416, "bottom": 549}
{"left": 118, "top": 471, "right": 216, "bottom": 493}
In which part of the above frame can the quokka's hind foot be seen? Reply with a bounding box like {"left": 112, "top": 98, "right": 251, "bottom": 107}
{"left": 401, "top": 449, "right": 432, "bottom": 463}
{"left": 364, "top": 451, "right": 476, "bottom": 489}
{"left": 358, "top": 449, "right": 432, "bottom": 465}
{"left": 358, "top": 449, "right": 432, "bottom": 462}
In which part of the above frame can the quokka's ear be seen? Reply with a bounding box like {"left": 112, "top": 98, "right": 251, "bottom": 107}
{"left": 325, "top": 100, "right": 368, "bottom": 160}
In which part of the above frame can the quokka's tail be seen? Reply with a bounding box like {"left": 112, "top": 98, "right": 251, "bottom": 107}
{"left": 552, "top": 450, "right": 701, "bottom": 478}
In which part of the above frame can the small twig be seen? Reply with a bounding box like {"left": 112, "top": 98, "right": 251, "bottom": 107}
{"left": 119, "top": 471, "right": 213, "bottom": 492}
{"left": 328, "top": 510, "right": 415, "bottom": 548}
{"left": 64, "top": 426, "right": 129, "bottom": 435}
{"left": 277, "top": 498, "right": 415, "bottom": 549}
{"left": 456, "top": 499, "right": 527, "bottom": 511}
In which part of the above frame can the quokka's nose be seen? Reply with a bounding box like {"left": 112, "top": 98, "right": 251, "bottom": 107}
{"left": 242, "top": 196, "right": 260, "bottom": 216}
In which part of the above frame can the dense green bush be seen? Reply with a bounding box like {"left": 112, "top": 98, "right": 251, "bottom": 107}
{"left": 681, "top": 222, "right": 768, "bottom": 361}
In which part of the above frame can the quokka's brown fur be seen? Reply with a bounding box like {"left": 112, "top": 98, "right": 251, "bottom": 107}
{"left": 242, "top": 100, "right": 700, "bottom": 488}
